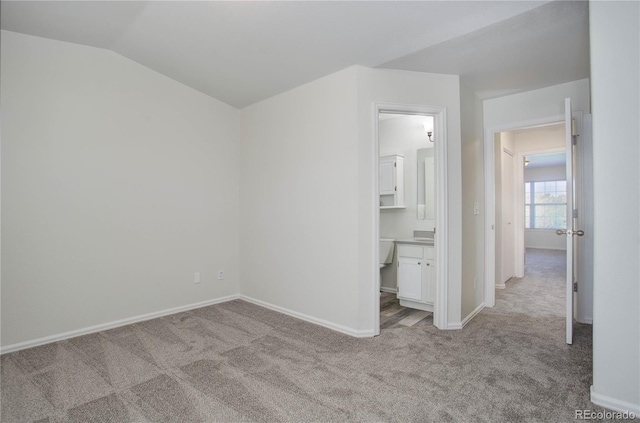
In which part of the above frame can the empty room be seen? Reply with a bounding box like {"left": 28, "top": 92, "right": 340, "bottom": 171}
{"left": 1, "top": 1, "right": 638, "bottom": 422}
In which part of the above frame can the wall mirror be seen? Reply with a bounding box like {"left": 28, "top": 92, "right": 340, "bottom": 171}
{"left": 417, "top": 146, "right": 435, "bottom": 220}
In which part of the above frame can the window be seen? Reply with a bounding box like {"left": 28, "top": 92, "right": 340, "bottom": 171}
{"left": 525, "top": 180, "right": 567, "bottom": 229}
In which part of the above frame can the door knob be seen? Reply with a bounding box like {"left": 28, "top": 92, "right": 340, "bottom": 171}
{"left": 574, "top": 230, "right": 585, "bottom": 236}
{"left": 556, "top": 229, "right": 567, "bottom": 235}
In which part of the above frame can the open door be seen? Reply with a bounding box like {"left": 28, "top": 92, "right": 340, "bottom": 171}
{"left": 557, "top": 98, "right": 584, "bottom": 345}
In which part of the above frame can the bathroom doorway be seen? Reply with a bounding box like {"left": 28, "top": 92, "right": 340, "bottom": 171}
{"left": 374, "top": 103, "right": 448, "bottom": 335}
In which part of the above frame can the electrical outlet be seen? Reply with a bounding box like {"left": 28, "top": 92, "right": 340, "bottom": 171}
{"left": 194, "top": 272, "right": 201, "bottom": 284}
{"left": 218, "top": 270, "right": 224, "bottom": 280}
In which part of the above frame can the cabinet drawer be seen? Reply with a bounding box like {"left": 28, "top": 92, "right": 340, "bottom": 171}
{"left": 398, "top": 245, "right": 423, "bottom": 259}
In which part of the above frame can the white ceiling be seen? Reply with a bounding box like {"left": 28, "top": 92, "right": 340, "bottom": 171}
{"left": 0, "top": 1, "right": 590, "bottom": 108}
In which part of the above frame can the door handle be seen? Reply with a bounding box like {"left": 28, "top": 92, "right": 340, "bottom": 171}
{"left": 556, "top": 229, "right": 585, "bottom": 236}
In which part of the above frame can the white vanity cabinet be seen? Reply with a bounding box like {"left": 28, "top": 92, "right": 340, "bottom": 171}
{"left": 396, "top": 244, "right": 435, "bottom": 311}
{"left": 379, "top": 155, "right": 405, "bottom": 208}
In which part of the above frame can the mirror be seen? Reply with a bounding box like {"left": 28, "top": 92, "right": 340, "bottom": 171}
{"left": 417, "top": 147, "right": 435, "bottom": 220}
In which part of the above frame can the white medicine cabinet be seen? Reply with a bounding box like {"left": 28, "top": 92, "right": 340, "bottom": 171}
{"left": 379, "top": 154, "right": 405, "bottom": 208}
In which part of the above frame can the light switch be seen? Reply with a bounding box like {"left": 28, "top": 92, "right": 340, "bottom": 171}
{"left": 473, "top": 202, "right": 480, "bottom": 215}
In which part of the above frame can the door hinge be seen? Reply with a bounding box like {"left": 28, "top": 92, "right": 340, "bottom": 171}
{"left": 394, "top": 162, "right": 397, "bottom": 167}
{"left": 394, "top": 186, "right": 397, "bottom": 192}
{"left": 573, "top": 209, "right": 578, "bottom": 219}
{"left": 572, "top": 135, "right": 578, "bottom": 145}
{"left": 573, "top": 282, "right": 578, "bottom": 292}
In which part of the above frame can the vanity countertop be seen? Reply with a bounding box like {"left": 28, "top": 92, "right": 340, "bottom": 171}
{"left": 395, "top": 238, "right": 434, "bottom": 246}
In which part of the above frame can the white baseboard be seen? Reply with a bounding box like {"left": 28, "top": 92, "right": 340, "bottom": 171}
{"left": 0, "top": 294, "right": 240, "bottom": 355}
{"left": 239, "top": 295, "right": 375, "bottom": 338}
{"left": 495, "top": 283, "right": 506, "bottom": 289}
{"left": 578, "top": 317, "right": 593, "bottom": 325}
{"left": 380, "top": 287, "right": 397, "bottom": 294}
{"left": 462, "top": 303, "right": 485, "bottom": 328}
{"left": 591, "top": 386, "right": 640, "bottom": 415}
{"left": 447, "top": 303, "right": 485, "bottom": 330}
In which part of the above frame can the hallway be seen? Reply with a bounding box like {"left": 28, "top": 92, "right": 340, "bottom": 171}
{"left": 496, "top": 248, "right": 566, "bottom": 319}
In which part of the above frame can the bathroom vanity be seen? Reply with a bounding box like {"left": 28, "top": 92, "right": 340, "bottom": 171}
{"left": 395, "top": 239, "right": 435, "bottom": 312}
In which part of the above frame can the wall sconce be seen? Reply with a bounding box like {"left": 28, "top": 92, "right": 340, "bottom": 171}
{"left": 525, "top": 159, "right": 530, "bottom": 166}
{"left": 423, "top": 122, "right": 434, "bottom": 142}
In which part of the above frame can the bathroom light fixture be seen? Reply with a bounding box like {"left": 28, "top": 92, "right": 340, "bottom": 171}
{"left": 423, "top": 122, "right": 434, "bottom": 142}
{"left": 525, "top": 159, "right": 530, "bottom": 166}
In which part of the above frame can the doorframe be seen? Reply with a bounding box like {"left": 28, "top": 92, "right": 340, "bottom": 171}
{"left": 374, "top": 102, "right": 448, "bottom": 332}
{"left": 485, "top": 111, "right": 592, "bottom": 321}
{"left": 483, "top": 114, "right": 564, "bottom": 307}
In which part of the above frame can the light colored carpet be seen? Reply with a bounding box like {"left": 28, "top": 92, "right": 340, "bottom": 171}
{"left": 0, "top": 249, "right": 617, "bottom": 422}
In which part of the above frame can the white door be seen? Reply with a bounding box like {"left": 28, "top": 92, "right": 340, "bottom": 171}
{"left": 502, "top": 149, "right": 516, "bottom": 283}
{"left": 558, "top": 97, "right": 583, "bottom": 345}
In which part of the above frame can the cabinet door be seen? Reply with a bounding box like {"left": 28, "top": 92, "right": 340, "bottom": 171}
{"left": 398, "top": 257, "right": 422, "bottom": 301}
{"left": 424, "top": 260, "right": 435, "bottom": 304}
{"left": 379, "top": 158, "right": 396, "bottom": 195}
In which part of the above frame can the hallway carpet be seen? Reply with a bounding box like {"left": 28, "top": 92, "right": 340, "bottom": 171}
{"left": 1, "top": 249, "right": 611, "bottom": 422}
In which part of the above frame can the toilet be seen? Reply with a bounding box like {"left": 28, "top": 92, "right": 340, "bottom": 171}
{"left": 379, "top": 238, "right": 395, "bottom": 269}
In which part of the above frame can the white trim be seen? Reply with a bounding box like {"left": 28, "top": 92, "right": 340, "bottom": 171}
{"left": 459, "top": 302, "right": 486, "bottom": 329}
{"left": 576, "top": 113, "right": 594, "bottom": 325}
{"left": 591, "top": 386, "right": 640, "bottom": 415}
{"left": 0, "top": 294, "right": 241, "bottom": 355}
{"left": 448, "top": 303, "right": 485, "bottom": 330}
{"left": 495, "top": 283, "right": 506, "bottom": 289}
{"left": 380, "top": 287, "right": 397, "bottom": 294}
{"left": 580, "top": 317, "right": 593, "bottom": 325}
{"left": 240, "top": 295, "right": 375, "bottom": 338}
{"left": 374, "top": 102, "right": 448, "bottom": 331}
{"left": 373, "top": 103, "right": 381, "bottom": 336}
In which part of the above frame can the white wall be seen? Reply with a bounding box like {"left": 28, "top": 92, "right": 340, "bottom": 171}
{"left": 1, "top": 31, "right": 240, "bottom": 348}
{"left": 379, "top": 116, "right": 434, "bottom": 290}
{"left": 589, "top": 1, "right": 640, "bottom": 414}
{"left": 357, "top": 67, "right": 463, "bottom": 327}
{"left": 525, "top": 165, "right": 565, "bottom": 181}
{"left": 460, "top": 81, "right": 485, "bottom": 318}
{"left": 240, "top": 66, "right": 463, "bottom": 333}
{"left": 240, "top": 67, "right": 362, "bottom": 333}
{"left": 484, "top": 79, "right": 591, "bottom": 129}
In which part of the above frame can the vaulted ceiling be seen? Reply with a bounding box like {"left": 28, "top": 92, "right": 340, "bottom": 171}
{"left": 1, "top": 1, "right": 590, "bottom": 108}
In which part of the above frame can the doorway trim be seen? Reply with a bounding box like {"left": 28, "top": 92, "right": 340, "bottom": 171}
{"left": 374, "top": 102, "right": 448, "bottom": 332}
{"left": 483, "top": 114, "right": 564, "bottom": 307}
